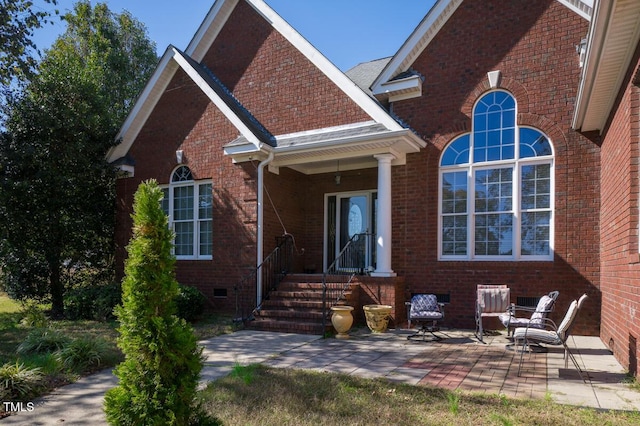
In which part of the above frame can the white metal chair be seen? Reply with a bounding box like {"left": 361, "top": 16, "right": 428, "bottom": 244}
{"left": 499, "top": 290, "right": 560, "bottom": 337}
{"left": 475, "top": 284, "right": 510, "bottom": 343}
{"left": 514, "top": 294, "right": 589, "bottom": 381}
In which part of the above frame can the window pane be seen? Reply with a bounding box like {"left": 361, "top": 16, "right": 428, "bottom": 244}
{"left": 521, "top": 164, "right": 551, "bottom": 209}
{"left": 442, "top": 172, "right": 467, "bottom": 214}
{"left": 442, "top": 215, "right": 467, "bottom": 255}
{"left": 441, "top": 134, "right": 470, "bottom": 166}
{"left": 475, "top": 168, "right": 513, "bottom": 213}
{"left": 199, "top": 220, "right": 212, "bottom": 256}
{"left": 174, "top": 222, "right": 194, "bottom": 256}
{"left": 161, "top": 188, "right": 169, "bottom": 216}
{"left": 172, "top": 166, "right": 193, "bottom": 182}
{"left": 199, "top": 184, "right": 212, "bottom": 219}
{"left": 173, "top": 186, "right": 194, "bottom": 221}
{"left": 521, "top": 211, "right": 550, "bottom": 255}
{"left": 475, "top": 213, "right": 513, "bottom": 256}
{"left": 520, "top": 128, "right": 552, "bottom": 158}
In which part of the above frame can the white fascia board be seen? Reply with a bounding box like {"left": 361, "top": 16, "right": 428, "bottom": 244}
{"left": 170, "top": 47, "right": 263, "bottom": 148}
{"left": 374, "top": 74, "right": 423, "bottom": 101}
{"left": 186, "top": 0, "right": 239, "bottom": 61}
{"left": 371, "top": 0, "right": 462, "bottom": 96}
{"left": 275, "top": 128, "right": 425, "bottom": 155}
{"left": 107, "top": 48, "right": 177, "bottom": 163}
{"left": 557, "top": 0, "right": 594, "bottom": 21}
{"left": 572, "top": 0, "right": 612, "bottom": 131}
{"left": 246, "top": 0, "right": 403, "bottom": 131}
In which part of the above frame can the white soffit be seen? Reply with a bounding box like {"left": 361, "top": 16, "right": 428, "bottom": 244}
{"left": 574, "top": 0, "right": 640, "bottom": 132}
{"left": 557, "top": 0, "right": 594, "bottom": 21}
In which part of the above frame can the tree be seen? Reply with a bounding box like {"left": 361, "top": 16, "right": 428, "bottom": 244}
{"left": 104, "top": 181, "right": 209, "bottom": 425}
{"left": 0, "top": 1, "right": 157, "bottom": 316}
{"left": 0, "top": 0, "right": 59, "bottom": 86}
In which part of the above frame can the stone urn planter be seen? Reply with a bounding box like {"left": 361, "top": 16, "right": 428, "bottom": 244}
{"left": 363, "top": 304, "right": 393, "bottom": 333}
{"left": 330, "top": 306, "right": 354, "bottom": 339}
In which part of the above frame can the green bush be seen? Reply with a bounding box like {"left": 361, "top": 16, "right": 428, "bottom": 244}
{"left": 104, "top": 180, "right": 205, "bottom": 425}
{"left": 19, "top": 302, "right": 49, "bottom": 328}
{"left": 176, "top": 284, "right": 205, "bottom": 322}
{"left": 64, "top": 283, "right": 121, "bottom": 321}
{"left": 55, "top": 337, "right": 106, "bottom": 372}
{"left": 0, "top": 361, "right": 43, "bottom": 400}
{"left": 16, "top": 329, "right": 70, "bottom": 355}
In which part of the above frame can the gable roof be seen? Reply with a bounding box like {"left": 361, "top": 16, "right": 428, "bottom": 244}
{"left": 108, "top": 0, "right": 414, "bottom": 166}
{"left": 572, "top": 0, "right": 640, "bottom": 133}
{"left": 371, "top": 0, "right": 594, "bottom": 101}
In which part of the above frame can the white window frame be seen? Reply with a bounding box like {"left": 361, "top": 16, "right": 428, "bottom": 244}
{"left": 161, "top": 166, "right": 213, "bottom": 260}
{"left": 438, "top": 91, "right": 554, "bottom": 261}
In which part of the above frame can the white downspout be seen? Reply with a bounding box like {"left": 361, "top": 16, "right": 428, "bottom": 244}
{"left": 256, "top": 151, "right": 274, "bottom": 307}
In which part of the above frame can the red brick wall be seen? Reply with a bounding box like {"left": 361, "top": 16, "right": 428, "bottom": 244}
{"left": 114, "top": 0, "right": 376, "bottom": 315}
{"left": 114, "top": 65, "right": 260, "bottom": 313}
{"left": 599, "top": 43, "right": 640, "bottom": 376}
{"left": 201, "top": 0, "right": 371, "bottom": 134}
{"left": 389, "top": 0, "right": 600, "bottom": 334}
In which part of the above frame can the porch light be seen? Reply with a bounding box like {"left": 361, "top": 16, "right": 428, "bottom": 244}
{"left": 335, "top": 160, "right": 341, "bottom": 185}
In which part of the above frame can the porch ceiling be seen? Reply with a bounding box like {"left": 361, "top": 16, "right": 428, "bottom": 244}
{"left": 224, "top": 121, "right": 426, "bottom": 175}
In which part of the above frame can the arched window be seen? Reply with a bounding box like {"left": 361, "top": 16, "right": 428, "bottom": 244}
{"left": 161, "top": 166, "right": 213, "bottom": 259}
{"left": 439, "top": 91, "right": 554, "bottom": 260}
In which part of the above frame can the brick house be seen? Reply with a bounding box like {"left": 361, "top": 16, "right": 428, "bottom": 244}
{"left": 107, "top": 0, "right": 640, "bottom": 376}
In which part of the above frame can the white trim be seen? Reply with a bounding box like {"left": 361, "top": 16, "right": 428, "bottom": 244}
{"left": 170, "top": 47, "right": 264, "bottom": 147}
{"left": 107, "top": 49, "right": 177, "bottom": 163}
{"left": 557, "top": 0, "right": 594, "bottom": 21}
{"left": 371, "top": 0, "right": 463, "bottom": 97}
{"left": 161, "top": 168, "right": 213, "bottom": 261}
{"left": 245, "top": 0, "right": 404, "bottom": 131}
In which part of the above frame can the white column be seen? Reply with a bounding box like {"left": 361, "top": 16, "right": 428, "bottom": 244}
{"left": 371, "top": 154, "right": 396, "bottom": 277}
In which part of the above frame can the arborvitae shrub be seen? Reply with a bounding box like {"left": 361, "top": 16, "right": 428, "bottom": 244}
{"left": 104, "top": 180, "right": 209, "bottom": 425}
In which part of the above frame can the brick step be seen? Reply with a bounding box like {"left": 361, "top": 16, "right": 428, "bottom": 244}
{"left": 255, "top": 308, "right": 324, "bottom": 321}
{"left": 247, "top": 318, "right": 327, "bottom": 335}
{"left": 262, "top": 299, "right": 325, "bottom": 309}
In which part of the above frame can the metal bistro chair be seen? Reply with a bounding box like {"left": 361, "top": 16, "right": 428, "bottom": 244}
{"left": 475, "top": 284, "right": 510, "bottom": 343}
{"left": 499, "top": 291, "right": 560, "bottom": 337}
{"left": 514, "top": 294, "right": 589, "bottom": 382}
{"left": 406, "top": 294, "right": 447, "bottom": 341}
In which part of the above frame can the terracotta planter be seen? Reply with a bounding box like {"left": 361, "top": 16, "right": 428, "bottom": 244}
{"left": 330, "top": 306, "right": 354, "bottom": 339}
{"left": 363, "top": 304, "right": 392, "bottom": 333}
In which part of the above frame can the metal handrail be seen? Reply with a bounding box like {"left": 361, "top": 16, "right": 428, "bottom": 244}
{"left": 234, "top": 234, "right": 294, "bottom": 323}
{"left": 322, "top": 232, "right": 373, "bottom": 334}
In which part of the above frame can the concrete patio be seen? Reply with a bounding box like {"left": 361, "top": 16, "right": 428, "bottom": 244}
{"left": 2, "top": 328, "right": 639, "bottom": 424}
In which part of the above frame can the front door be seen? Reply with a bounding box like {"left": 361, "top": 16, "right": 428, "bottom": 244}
{"left": 325, "top": 191, "right": 377, "bottom": 272}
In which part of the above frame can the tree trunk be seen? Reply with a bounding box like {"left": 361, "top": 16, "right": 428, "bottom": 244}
{"left": 49, "top": 264, "right": 64, "bottom": 319}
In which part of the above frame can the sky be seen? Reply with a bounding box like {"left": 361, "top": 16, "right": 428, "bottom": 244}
{"left": 31, "top": 0, "right": 436, "bottom": 71}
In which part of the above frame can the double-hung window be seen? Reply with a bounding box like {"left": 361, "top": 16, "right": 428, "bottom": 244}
{"left": 161, "top": 166, "right": 213, "bottom": 260}
{"left": 439, "top": 90, "right": 554, "bottom": 261}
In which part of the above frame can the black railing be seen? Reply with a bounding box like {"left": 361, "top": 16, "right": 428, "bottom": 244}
{"left": 322, "top": 232, "right": 373, "bottom": 333}
{"left": 234, "top": 234, "right": 294, "bottom": 322}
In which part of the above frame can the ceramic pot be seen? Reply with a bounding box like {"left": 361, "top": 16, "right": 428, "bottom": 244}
{"left": 363, "top": 304, "right": 393, "bottom": 333}
{"left": 330, "top": 306, "right": 354, "bottom": 339}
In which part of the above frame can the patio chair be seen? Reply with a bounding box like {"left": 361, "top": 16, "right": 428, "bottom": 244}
{"left": 499, "top": 291, "right": 560, "bottom": 337}
{"left": 405, "top": 294, "right": 446, "bottom": 341}
{"left": 475, "top": 284, "right": 510, "bottom": 343}
{"left": 514, "top": 294, "right": 589, "bottom": 381}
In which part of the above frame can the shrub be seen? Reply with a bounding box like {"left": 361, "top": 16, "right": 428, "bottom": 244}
{"left": 16, "top": 328, "right": 70, "bottom": 355}
{"left": 0, "top": 361, "right": 43, "bottom": 400}
{"left": 104, "top": 180, "right": 204, "bottom": 425}
{"left": 19, "top": 302, "right": 49, "bottom": 328}
{"left": 55, "top": 337, "right": 106, "bottom": 372}
{"left": 64, "top": 283, "right": 121, "bottom": 321}
{"left": 176, "top": 284, "right": 205, "bottom": 322}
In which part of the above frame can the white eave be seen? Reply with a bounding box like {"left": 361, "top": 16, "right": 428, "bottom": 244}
{"left": 573, "top": 0, "right": 640, "bottom": 133}
{"left": 224, "top": 121, "right": 426, "bottom": 175}
{"left": 371, "top": 0, "right": 463, "bottom": 101}
{"left": 107, "top": 45, "right": 267, "bottom": 165}
{"left": 188, "top": 0, "right": 405, "bottom": 131}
